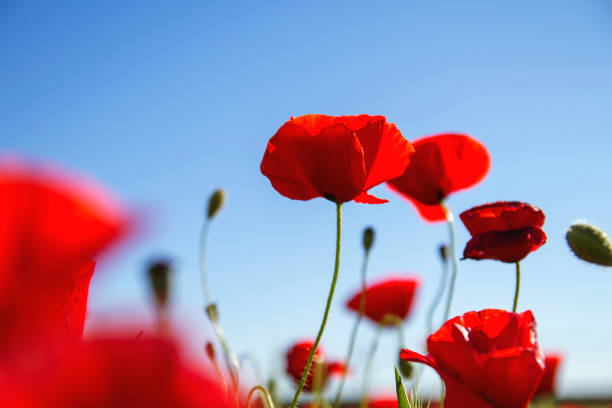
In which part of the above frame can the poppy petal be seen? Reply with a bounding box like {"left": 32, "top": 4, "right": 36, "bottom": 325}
{"left": 460, "top": 201, "right": 545, "bottom": 236}
{"left": 353, "top": 191, "right": 388, "bottom": 204}
{"left": 463, "top": 227, "right": 547, "bottom": 263}
{"left": 386, "top": 186, "right": 446, "bottom": 222}
{"left": 388, "top": 134, "right": 489, "bottom": 207}
{"left": 261, "top": 121, "right": 367, "bottom": 203}
{"left": 356, "top": 119, "right": 414, "bottom": 191}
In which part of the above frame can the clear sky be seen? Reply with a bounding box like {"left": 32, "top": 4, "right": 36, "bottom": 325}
{"left": 2, "top": 0, "right": 612, "bottom": 400}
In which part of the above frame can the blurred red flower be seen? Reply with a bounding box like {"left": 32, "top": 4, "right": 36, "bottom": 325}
{"left": 534, "top": 353, "right": 562, "bottom": 397}
{"left": 260, "top": 114, "right": 414, "bottom": 204}
{"left": 30, "top": 334, "right": 231, "bottom": 408}
{"left": 367, "top": 398, "right": 439, "bottom": 408}
{"left": 286, "top": 340, "right": 344, "bottom": 392}
{"left": 401, "top": 309, "right": 544, "bottom": 408}
{"left": 0, "top": 160, "right": 128, "bottom": 355}
{"left": 460, "top": 201, "right": 546, "bottom": 262}
{"left": 346, "top": 277, "right": 420, "bottom": 326}
{"left": 388, "top": 134, "right": 490, "bottom": 222}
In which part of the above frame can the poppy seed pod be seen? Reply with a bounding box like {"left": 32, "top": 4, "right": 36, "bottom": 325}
{"left": 397, "top": 358, "right": 413, "bottom": 378}
{"left": 148, "top": 260, "right": 172, "bottom": 308}
{"left": 566, "top": 222, "right": 612, "bottom": 266}
{"left": 363, "top": 226, "right": 375, "bottom": 251}
{"left": 207, "top": 189, "right": 226, "bottom": 219}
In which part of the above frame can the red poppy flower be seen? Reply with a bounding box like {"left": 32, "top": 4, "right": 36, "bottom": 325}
{"left": 388, "top": 134, "right": 490, "bottom": 222}
{"left": 0, "top": 160, "right": 128, "bottom": 354}
{"left": 400, "top": 309, "right": 544, "bottom": 408}
{"left": 346, "top": 277, "right": 419, "bottom": 326}
{"left": 30, "top": 334, "right": 232, "bottom": 408}
{"left": 367, "top": 398, "right": 439, "bottom": 408}
{"left": 285, "top": 340, "right": 344, "bottom": 392}
{"left": 460, "top": 201, "right": 547, "bottom": 263}
{"left": 534, "top": 353, "right": 562, "bottom": 397}
{"left": 260, "top": 114, "right": 414, "bottom": 204}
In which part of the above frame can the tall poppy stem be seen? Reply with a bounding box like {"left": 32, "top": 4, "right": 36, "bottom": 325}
{"left": 332, "top": 243, "right": 370, "bottom": 408}
{"left": 513, "top": 261, "right": 521, "bottom": 313}
{"left": 427, "top": 246, "right": 448, "bottom": 334}
{"left": 441, "top": 201, "right": 458, "bottom": 322}
{"left": 289, "top": 202, "right": 343, "bottom": 408}
{"left": 200, "top": 219, "right": 240, "bottom": 398}
{"left": 360, "top": 324, "right": 383, "bottom": 408}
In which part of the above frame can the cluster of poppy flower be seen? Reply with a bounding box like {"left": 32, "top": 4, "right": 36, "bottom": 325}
{"left": 0, "top": 112, "right": 593, "bottom": 407}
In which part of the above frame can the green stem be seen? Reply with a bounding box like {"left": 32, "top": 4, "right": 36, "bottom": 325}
{"left": 332, "top": 248, "right": 370, "bottom": 408}
{"left": 396, "top": 320, "right": 405, "bottom": 349}
{"left": 441, "top": 201, "right": 458, "bottom": 322}
{"left": 289, "top": 202, "right": 343, "bottom": 408}
{"left": 513, "top": 261, "right": 521, "bottom": 313}
{"left": 427, "top": 250, "right": 448, "bottom": 335}
{"left": 247, "top": 385, "right": 275, "bottom": 408}
{"left": 360, "top": 325, "right": 383, "bottom": 408}
{"left": 200, "top": 219, "right": 240, "bottom": 397}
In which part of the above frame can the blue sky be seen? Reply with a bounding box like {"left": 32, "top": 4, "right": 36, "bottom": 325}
{"left": 2, "top": 0, "right": 612, "bottom": 400}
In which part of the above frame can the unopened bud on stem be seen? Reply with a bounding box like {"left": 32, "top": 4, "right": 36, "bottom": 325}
{"left": 439, "top": 245, "right": 448, "bottom": 263}
{"left": 147, "top": 260, "right": 172, "bottom": 308}
{"left": 566, "top": 222, "right": 612, "bottom": 266}
{"left": 363, "top": 226, "right": 375, "bottom": 252}
{"left": 207, "top": 189, "right": 226, "bottom": 219}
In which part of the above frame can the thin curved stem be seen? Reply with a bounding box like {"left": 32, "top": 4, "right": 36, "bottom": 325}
{"left": 360, "top": 325, "right": 383, "bottom": 408}
{"left": 332, "top": 249, "right": 370, "bottom": 408}
{"left": 289, "top": 202, "right": 343, "bottom": 408}
{"left": 441, "top": 201, "right": 458, "bottom": 322}
{"left": 427, "top": 250, "right": 448, "bottom": 335}
{"left": 200, "top": 218, "right": 240, "bottom": 398}
{"left": 247, "top": 385, "right": 275, "bottom": 408}
{"left": 513, "top": 261, "right": 521, "bottom": 313}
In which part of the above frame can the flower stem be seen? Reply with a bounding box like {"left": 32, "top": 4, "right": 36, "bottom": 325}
{"left": 332, "top": 246, "right": 370, "bottom": 408}
{"left": 427, "top": 248, "right": 449, "bottom": 335}
{"left": 513, "top": 261, "right": 521, "bottom": 313}
{"left": 441, "top": 201, "right": 458, "bottom": 322}
{"left": 200, "top": 219, "right": 240, "bottom": 398}
{"left": 289, "top": 202, "right": 343, "bottom": 408}
{"left": 247, "top": 385, "right": 275, "bottom": 408}
{"left": 360, "top": 325, "right": 383, "bottom": 408}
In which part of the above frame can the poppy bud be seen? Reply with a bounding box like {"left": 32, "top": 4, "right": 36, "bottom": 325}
{"left": 207, "top": 189, "right": 226, "bottom": 219}
{"left": 566, "top": 222, "right": 612, "bottom": 266}
{"left": 397, "top": 358, "right": 413, "bottom": 379}
{"left": 205, "top": 341, "right": 216, "bottom": 362}
{"left": 147, "top": 260, "right": 172, "bottom": 308}
{"left": 363, "top": 226, "right": 375, "bottom": 252}
{"left": 438, "top": 244, "right": 447, "bottom": 263}
{"left": 206, "top": 303, "right": 219, "bottom": 322}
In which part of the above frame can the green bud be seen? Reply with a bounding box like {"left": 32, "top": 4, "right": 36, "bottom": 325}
{"left": 147, "top": 260, "right": 172, "bottom": 308}
{"left": 566, "top": 222, "right": 612, "bottom": 266}
{"left": 398, "top": 358, "right": 414, "bottom": 379}
{"left": 439, "top": 245, "right": 448, "bottom": 263}
{"left": 206, "top": 303, "right": 219, "bottom": 322}
{"left": 207, "top": 189, "right": 226, "bottom": 219}
{"left": 363, "top": 226, "right": 375, "bottom": 252}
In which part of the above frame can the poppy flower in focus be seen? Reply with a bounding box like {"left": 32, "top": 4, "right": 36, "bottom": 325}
{"left": 29, "top": 334, "right": 232, "bottom": 408}
{"left": 260, "top": 114, "right": 414, "bottom": 204}
{"left": 346, "top": 277, "right": 420, "bottom": 326}
{"left": 460, "top": 201, "right": 546, "bottom": 263}
{"left": 401, "top": 309, "right": 544, "bottom": 408}
{"left": 0, "top": 160, "right": 129, "bottom": 355}
{"left": 285, "top": 340, "right": 345, "bottom": 392}
{"left": 388, "top": 134, "right": 490, "bottom": 222}
{"left": 534, "top": 353, "right": 563, "bottom": 397}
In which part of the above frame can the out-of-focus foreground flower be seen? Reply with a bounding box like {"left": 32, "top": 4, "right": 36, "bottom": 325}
{"left": 260, "top": 114, "right": 414, "bottom": 204}
{"left": 0, "top": 160, "right": 129, "bottom": 359}
{"left": 460, "top": 201, "right": 546, "bottom": 263}
{"left": 346, "top": 276, "right": 420, "bottom": 326}
{"left": 19, "top": 334, "right": 232, "bottom": 408}
{"left": 388, "top": 133, "right": 490, "bottom": 221}
{"left": 286, "top": 340, "right": 344, "bottom": 392}
{"left": 401, "top": 309, "right": 544, "bottom": 408}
